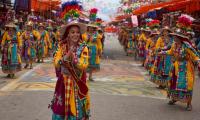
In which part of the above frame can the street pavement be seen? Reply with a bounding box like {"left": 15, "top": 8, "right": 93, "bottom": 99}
{"left": 0, "top": 33, "right": 200, "bottom": 120}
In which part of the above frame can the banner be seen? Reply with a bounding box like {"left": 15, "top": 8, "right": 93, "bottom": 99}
{"left": 131, "top": 15, "right": 138, "bottom": 27}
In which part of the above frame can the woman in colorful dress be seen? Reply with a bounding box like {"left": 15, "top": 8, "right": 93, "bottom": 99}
{"left": 1, "top": 22, "right": 22, "bottom": 78}
{"left": 88, "top": 25, "right": 102, "bottom": 81}
{"left": 47, "top": 26, "right": 55, "bottom": 57}
{"left": 83, "top": 24, "right": 102, "bottom": 81}
{"left": 159, "top": 28, "right": 200, "bottom": 111}
{"left": 138, "top": 28, "right": 150, "bottom": 66}
{"left": 21, "top": 21, "right": 39, "bottom": 69}
{"left": 97, "top": 28, "right": 105, "bottom": 54}
{"left": 151, "top": 27, "right": 173, "bottom": 89}
{"left": 37, "top": 23, "right": 49, "bottom": 63}
{"left": 144, "top": 30, "right": 159, "bottom": 73}
{"left": 52, "top": 28, "right": 61, "bottom": 56}
{"left": 50, "top": 21, "right": 90, "bottom": 120}
{"left": 122, "top": 29, "right": 129, "bottom": 53}
{"left": 126, "top": 30, "right": 135, "bottom": 56}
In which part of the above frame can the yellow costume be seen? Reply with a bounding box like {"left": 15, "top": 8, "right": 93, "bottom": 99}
{"left": 52, "top": 42, "right": 90, "bottom": 119}
{"left": 161, "top": 42, "right": 200, "bottom": 102}
{"left": 1, "top": 31, "right": 22, "bottom": 74}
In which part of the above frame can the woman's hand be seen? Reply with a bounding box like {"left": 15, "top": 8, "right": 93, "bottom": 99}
{"left": 62, "top": 46, "right": 75, "bottom": 62}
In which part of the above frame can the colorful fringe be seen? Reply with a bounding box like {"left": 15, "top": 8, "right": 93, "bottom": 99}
{"left": 167, "top": 89, "right": 192, "bottom": 103}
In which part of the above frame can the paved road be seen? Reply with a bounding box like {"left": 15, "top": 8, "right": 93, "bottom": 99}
{"left": 0, "top": 33, "right": 200, "bottom": 120}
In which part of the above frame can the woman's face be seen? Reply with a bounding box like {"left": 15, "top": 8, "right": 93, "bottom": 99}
{"left": 68, "top": 26, "right": 80, "bottom": 43}
{"left": 27, "top": 26, "right": 32, "bottom": 31}
{"left": 163, "top": 30, "right": 168, "bottom": 36}
{"left": 8, "top": 27, "right": 15, "bottom": 34}
{"left": 39, "top": 27, "right": 44, "bottom": 31}
{"left": 174, "top": 36, "right": 182, "bottom": 44}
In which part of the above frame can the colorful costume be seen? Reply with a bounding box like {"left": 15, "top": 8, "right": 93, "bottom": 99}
{"left": 21, "top": 30, "right": 39, "bottom": 63}
{"left": 82, "top": 32, "right": 90, "bottom": 43}
{"left": 51, "top": 42, "right": 90, "bottom": 120}
{"left": 48, "top": 30, "right": 56, "bottom": 57}
{"left": 53, "top": 31, "right": 61, "bottom": 56}
{"left": 144, "top": 37, "right": 156, "bottom": 72}
{"left": 126, "top": 33, "right": 135, "bottom": 55}
{"left": 138, "top": 33, "right": 147, "bottom": 61}
{"left": 87, "top": 32, "right": 102, "bottom": 71}
{"left": 36, "top": 30, "right": 49, "bottom": 61}
{"left": 161, "top": 42, "right": 200, "bottom": 102}
{"left": 151, "top": 37, "right": 173, "bottom": 86}
{"left": 1, "top": 31, "right": 22, "bottom": 74}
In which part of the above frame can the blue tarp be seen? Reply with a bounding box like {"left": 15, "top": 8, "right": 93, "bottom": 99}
{"left": 14, "top": 0, "right": 31, "bottom": 12}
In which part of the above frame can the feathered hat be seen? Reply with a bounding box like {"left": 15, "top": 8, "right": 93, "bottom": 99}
{"left": 60, "top": 20, "right": 86, "bottom": 38}
{"left": 61, "top": 0, "right": 82, "bottom": 21}
{"left": 170, "top": 14, "right": 195, "bottom": 40}
{"left": 5, "top": 22, "right": 17, "bottom": 28}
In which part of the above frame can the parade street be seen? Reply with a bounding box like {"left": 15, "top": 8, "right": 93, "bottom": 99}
{"left": 0, "top": 34, "right": 200, "bottom": 120}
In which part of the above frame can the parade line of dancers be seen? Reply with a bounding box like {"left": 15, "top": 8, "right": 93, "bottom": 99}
{"left": 118, "top": 15, "right": 200, "bottom": 111}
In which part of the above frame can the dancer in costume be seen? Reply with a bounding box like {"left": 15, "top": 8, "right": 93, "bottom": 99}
{"left": 144, "top": 29, "right": 159, "bottom": 73}
{"left": 97, "top": 28, "right": 105, "bottom": 54}
{"left": 52, "top": 28, "right": 61, "bottom": 55}
{"left": 138, "top": 28, "right": 150, "bottom": 66}
{"left": 126, "top": 29, "right": 135, "bottom": 56}
{"left": 159, "top": 31, "right": 200, "bottom": 110}
{"left": 37, "top": 23, "right": 49, "bottom": 63}
{"left": 82, "top": 26, "right": 92, "bottom": 44}
{"left": 122, "top": 29, "right": 129, "bottom": 52}
{"left": 47, "top": 26, "right": 55, "bottom": 57}
{"left": 86, "top": 24, "right": 102, "bottom": 81}
{"left": 50, "top": 21, "right": 90, "bottom": 120}
{"left": 21, "top": 21, "right": 39, "bottom": 69}
{"left": 158, "top": 15, "right": 200, "bottom": 110}
{"left": 1, "top": 22, "right": 22, "bottom": 78}
{"left": 151, "top": 26, "right": 173, "bottom": 89}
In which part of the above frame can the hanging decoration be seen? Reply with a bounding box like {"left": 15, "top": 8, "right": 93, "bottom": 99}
{"left": 61, "top": 0, "right": 83, "bottom": 21}
{"left": 89, "top": 8, "right": 98, "bottom": 21}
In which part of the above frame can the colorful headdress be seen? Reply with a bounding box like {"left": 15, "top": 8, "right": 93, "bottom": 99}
{"left": 89, "top": 8, "right": 98, "bottom": 21}
{"left": 147, "top": 19, "right": 160, "bottom": 29}
{"left": 150, "top": 29, "right": 160, "bottom": 37}
{"left": 176, "top": 14, "right": 194, "bottom": 33}
{"left": 61, "top": 0, "right": 82, "bottom": 21}
{"left": 5, "top": 22, "right": 17, "bottom": 28}
{"left": 95, "top": 18, "right": 103, "bottom": 26}
{"left": 170, "top": 14, "right": 195, "bottom": 40}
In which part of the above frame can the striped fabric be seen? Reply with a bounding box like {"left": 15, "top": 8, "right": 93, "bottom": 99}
{"left": 64, "top": 75, "right": 72, "bottom": 119}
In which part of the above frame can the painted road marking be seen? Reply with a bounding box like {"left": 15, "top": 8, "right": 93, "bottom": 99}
{"left": 0, "top": 64, "right": 42, "bottom": 91}
{"left": 5, "top": 81, "right": 166, "bottom": 99}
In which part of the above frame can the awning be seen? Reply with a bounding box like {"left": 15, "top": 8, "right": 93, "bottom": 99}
{"left": 31, "top": 0, "right": 61, "bottom": 12}
{"left": 132, "top": 0, "right": 187, "bottom": 15}
{"left": 114, "top": 14, "right": 131, "bottom": 21}
{"left": 169, "top": 0, "right": 200, "bottom": 13}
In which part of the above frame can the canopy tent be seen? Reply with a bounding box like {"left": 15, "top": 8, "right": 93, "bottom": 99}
{"left": 167, "top": 0, "right": 200, "bottom": 13}
{"left": 132, "top": 0, "right": 200, "bottom": 15}
{"left": 14, "top": 0, "right": 61, "bottom": 12}
{"left": 31, "top": 0, "right": 61, "bottom": 12}
{"left": 115, "top": 14, "right": 132, "bottom": 21}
